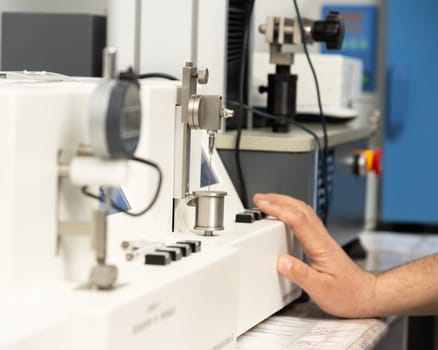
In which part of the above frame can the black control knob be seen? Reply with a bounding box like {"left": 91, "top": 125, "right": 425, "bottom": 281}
{"left": 311, "top": 11, "right": 345, "bottom": 50}
{"left": 258, "top": 85, "right": 268, "bottom": 94}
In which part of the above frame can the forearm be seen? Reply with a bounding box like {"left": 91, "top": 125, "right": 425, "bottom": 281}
{"left": 365, "top": 254, "right": 438, "bottom": 317}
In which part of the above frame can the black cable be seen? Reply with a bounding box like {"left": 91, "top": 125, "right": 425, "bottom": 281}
{"left": 227, "top": 100, "right": 322, "bottom": 156}
{"left": 81, "top": 156, "right": 163, "bottom": 217}
{"left": 119, "top": 69, "right": 178, "bottom": 84}
{"left": 255, "top": 110, "right": 322, "bottom": 152}
{"left": 138, "top": 73, "right": 179, "bottom": 81}
{"left": 292, "top": 0, "right": 330, "bottom": 225}
{"left": 81, "top": 187, "right": 101, "bottom": 201}
{"left": 234, "top": 0, "right": 255, "bottom": 209}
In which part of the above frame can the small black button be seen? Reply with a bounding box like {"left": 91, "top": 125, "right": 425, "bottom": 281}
{"left": 236, "top": 212, "right": 255, "bottom": 223}
{"left": 246, "top": 209, "right": 266, "bottom": 220}
{"left": 177, "top": 240, "right": 201, "bottom": 253}
{"left": 167, "top": 244, "right": 192, "bottom": 257}
{"left": 156, "top": 247, "right": 182, "bottom": 261}
{"left": 145, "top": 252, "right": 171, "bottom": 265}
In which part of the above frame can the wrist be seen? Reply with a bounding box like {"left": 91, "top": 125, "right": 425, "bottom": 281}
{"left": 357, "top": 271, "right": 379, "bottom": 317}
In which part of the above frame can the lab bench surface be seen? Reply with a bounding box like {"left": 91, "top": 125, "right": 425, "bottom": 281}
{"left": 238, "top": 231, "right": 438, "bottom": 350}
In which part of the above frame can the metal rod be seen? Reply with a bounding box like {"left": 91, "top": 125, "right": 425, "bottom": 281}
{"left": 103, "top": 47, "right": 117, "bottom": 79}
{"left": 93, "top": 208, "right": 107, "bottom": 265}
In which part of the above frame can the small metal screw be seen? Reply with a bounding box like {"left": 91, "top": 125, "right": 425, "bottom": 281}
{"left": 258, "top": 24, "right": 267, "bottom": 34}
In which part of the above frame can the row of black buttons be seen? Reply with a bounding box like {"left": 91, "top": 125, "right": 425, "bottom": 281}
{"left": 235, "top": 209, "right": 266, "bottom": 223}
{"left": 145, "top": 240, "right": 201, "bottom": 266}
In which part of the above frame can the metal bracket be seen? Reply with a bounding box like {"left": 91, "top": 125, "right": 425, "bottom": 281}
{"left": 259, "top": 16, "right": 314, "bottom": 66}
{"left": 56, "top": 150, "right": 118, "bottom": 290}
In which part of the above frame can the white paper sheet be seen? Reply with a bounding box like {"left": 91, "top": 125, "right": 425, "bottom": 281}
{"left": 237, "top": 315, "right": 387, "bottom": 350}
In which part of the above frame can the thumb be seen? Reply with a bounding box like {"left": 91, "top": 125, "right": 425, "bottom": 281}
{"left": 277, "top": 254, "right": 321, "bottom": 292}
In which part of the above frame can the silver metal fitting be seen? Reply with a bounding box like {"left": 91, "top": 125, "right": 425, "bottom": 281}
{"left": 221, "top": 108, "right": 234, "bottom": 119}
{"left": 258, "top": 24, "right": 267, "bottom": 34}
{"left": 58, "top": 164, "right": 70, "bottom": 178}
{"left": 207, "top": 130, "right": 217, "bottom": 155}
{"left": 197, "top": 67, "right": 209, "bottom": 84}
{"left": 103, "top": 47, "right": 117, "bottom": 80}
{"left": 88, "top": 264, "right": 118, "bottom": 290}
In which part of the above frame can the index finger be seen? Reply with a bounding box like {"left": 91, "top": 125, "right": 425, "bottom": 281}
{"left": 253, "top": 193, "right": 338, "bottom": 252}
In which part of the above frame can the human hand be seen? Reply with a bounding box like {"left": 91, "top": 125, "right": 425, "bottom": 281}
{"left": 254, "top": 193, "right": 377, "bottom": 318}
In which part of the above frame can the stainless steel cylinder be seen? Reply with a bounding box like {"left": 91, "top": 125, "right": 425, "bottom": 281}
{"left": 188, "top": 191, "right": 227, "bottom": 233}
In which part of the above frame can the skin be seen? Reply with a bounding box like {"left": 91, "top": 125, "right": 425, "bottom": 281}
{"left": 253, "top": 193, "right": 438, "bottom": 318}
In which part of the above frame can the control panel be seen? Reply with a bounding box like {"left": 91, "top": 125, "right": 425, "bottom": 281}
{"left": 322, "top": 5, "right": 378, "bottom": 92}
{"left": 122, "top": 240, "right": 202, "bottom": 266}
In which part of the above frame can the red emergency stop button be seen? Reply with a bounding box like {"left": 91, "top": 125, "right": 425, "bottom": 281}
{"left": 372, "top": 147, "right": 383, "bottom": 176}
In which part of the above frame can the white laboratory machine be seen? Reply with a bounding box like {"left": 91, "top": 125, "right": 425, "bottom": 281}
{"left": 0, "top": 59, "right": 301, "bottom": 350}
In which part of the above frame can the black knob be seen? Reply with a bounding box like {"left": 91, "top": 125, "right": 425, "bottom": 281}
{"left": 258, "top": 85, "right": 268, "bottom": 94}
{"left": 311, "top": 11, "right": 345, "bottom": 50}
